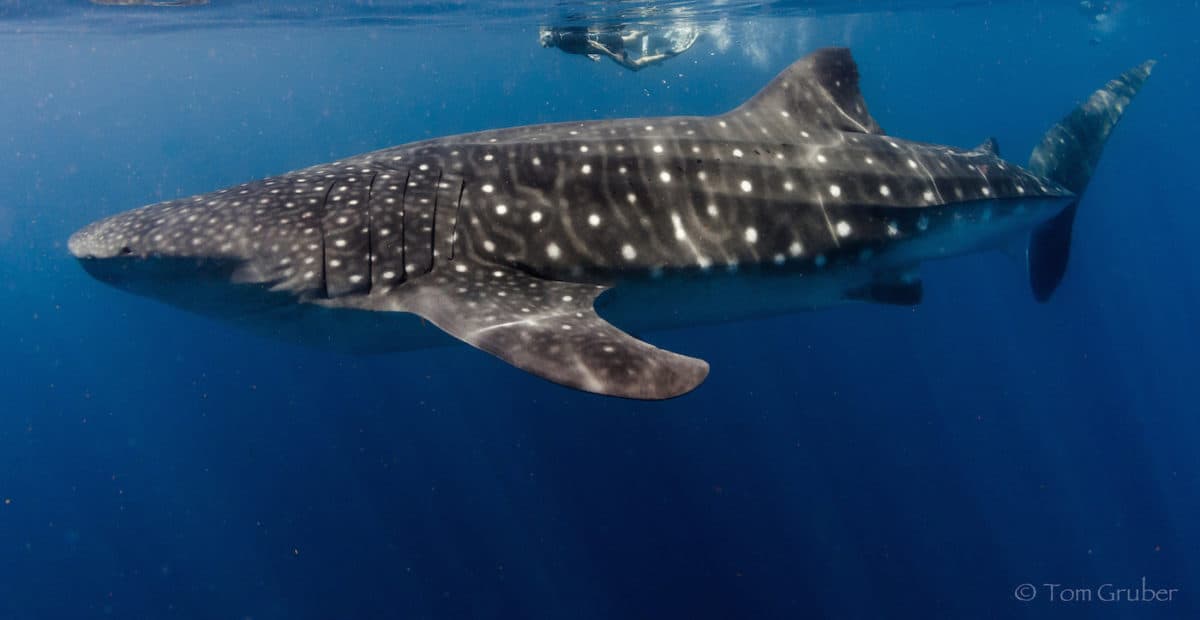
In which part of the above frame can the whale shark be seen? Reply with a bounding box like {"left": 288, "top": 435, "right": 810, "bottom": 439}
{"left": 69, "top": 48, "right": 1153, "bottom": 399}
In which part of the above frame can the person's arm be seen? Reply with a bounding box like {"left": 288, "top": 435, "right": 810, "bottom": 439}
{"left": 621, "top": 52, "right": 674, "bottom": 71}
{"left": 587, "top": 39, "right": 630, "bottom": 65}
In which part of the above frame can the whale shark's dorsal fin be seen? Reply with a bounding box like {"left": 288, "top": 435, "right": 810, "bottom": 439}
{"left": 726, "top": 47, "right": 884, "bottom": 135}
{"left": 973, "top": 137, "right": 1000, "bottom": 156}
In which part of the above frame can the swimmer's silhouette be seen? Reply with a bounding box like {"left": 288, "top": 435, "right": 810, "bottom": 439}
{"left": 539, "top": 24, "right": 699, "bottom": 71}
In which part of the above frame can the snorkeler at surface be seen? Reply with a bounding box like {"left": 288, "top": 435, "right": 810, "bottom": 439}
{"left": 1078, "top": 0, "right": 1123, "bottom": 45}
{"left": 539, "top": 25, "right": 699, "bottom": 71}
{"left": 1078, "top": 0, "right": 1114, "bottom": 24}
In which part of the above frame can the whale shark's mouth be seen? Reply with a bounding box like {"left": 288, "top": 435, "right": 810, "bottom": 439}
{"left": 74, "top": 254, "right": 286, "bottom": 319}
{"left": 76, "top": 253, "right": 237, "bottom": 282}
{"left": 74, "top": 251, "right": 455, "bottom": 353}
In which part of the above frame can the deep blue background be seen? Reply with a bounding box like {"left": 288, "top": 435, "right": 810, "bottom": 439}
{"left": 1, "top": 2, "right": 1198, "bottom": 619}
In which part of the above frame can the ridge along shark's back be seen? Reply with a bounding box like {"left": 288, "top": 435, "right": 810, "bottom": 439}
{"left": 344, "top": 48, "right": 1067, "bottom": 283}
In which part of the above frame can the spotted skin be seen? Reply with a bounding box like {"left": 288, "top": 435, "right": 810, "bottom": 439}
{"left": 68, "top": 48, "right": 1150, "bottom": 399}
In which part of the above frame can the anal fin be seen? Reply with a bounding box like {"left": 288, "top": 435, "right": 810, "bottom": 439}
{"left": 395, "top": 260, "right": 709, "bottom": 400}
{"left": 847, "top": 269, "right": 923, "bottom": 306}
{"left": 1028, "top": 201, "right": 1078, "bottom": 303}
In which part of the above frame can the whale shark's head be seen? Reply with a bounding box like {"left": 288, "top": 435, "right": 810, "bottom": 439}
{"left": 68, "top": 193, "right": 317, "bottom": 321}
{"left": 68, "top": 197, "right": 459, "bottom": 354}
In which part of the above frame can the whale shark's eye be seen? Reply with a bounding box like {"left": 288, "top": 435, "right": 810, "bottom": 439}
{"left": 119, "top": 246, "right": 133, "bottom": 256}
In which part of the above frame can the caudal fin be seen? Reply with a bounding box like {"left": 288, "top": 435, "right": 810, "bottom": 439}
{"left": 1026, "top": 59, "right": 1155, "bottom": 302}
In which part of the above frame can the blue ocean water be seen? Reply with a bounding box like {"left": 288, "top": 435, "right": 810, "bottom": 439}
{"left": 1, "top": 1, "right": 1198, "bottom": 618}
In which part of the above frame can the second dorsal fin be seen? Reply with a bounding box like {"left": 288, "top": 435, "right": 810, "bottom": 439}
{"left": 973, "top": 137, "right": 1000, "bottom": 156}
{"left": 725, "top": 47, "right": 884, "bottom": 135}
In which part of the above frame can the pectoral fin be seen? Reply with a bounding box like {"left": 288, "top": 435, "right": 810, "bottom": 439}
{"left": 396, "top": 261, "right": 709, "bottom": 400}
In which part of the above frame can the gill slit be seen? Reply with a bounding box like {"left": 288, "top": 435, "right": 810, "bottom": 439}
{"left": 365, "top": 173, "right": 377, "bottom": 293}
{"left": 449, "top": 178, "right": 465, "bottom": 261}
{"left": 427, "top": 169, "right": 443, "bottom": 274}
{"left": 318, "top": 180, "right": 337, "bottom": 298}
{"left": 399, "top": 168, "right": 411, "bottom": 281}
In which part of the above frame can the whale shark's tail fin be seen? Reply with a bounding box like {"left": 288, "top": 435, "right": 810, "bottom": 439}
{"left": 1026, "top": 59, "right": 1155, "bottom": 302}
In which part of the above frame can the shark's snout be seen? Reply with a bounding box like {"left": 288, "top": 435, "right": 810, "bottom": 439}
{"left": 70, "top": 190, "right": 329, "bottom": 302}
{"left": 70, "top": 207, "right": 258, "bottom": 316}
{"left": 68, "top": 222, "right": 133, "bottom": 259}
{"left": 69, "top": 201, "right": 197, "bottom": 261}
